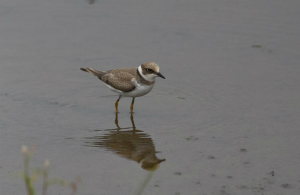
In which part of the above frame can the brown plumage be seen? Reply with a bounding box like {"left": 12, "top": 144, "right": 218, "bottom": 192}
{"left": 80, "top": 67, "right": 155, "bottom": 93}
{"left": 79, "top": 62, "right": 165, "bottom": 113}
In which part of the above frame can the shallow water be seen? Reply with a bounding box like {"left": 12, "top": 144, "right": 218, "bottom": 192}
{"left": 1, "top": 0, "right": 300, "bottom": 194}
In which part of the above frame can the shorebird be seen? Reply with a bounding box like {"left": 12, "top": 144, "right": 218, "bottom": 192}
{"left": 79, "top": 62, "right": 165, "bottom": 113}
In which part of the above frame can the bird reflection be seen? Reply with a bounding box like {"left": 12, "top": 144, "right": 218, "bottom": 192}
{"left": 84, "top": 113, "right": 165, "bottom": 171}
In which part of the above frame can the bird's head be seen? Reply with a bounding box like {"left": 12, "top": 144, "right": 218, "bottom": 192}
{"left": 139, "top": 62, "right": 165, "bottom": 82}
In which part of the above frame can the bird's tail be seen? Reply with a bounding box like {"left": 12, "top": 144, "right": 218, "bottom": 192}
{"left": 79, "top": 67, "right": 106, "bottom": 78}
{"left": 79, "top": 67, "right": 88, "bottom": 72}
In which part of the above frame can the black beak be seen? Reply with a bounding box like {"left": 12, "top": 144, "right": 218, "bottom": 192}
{"left": 156, "top": 72, "right": 165, "bottom": 79}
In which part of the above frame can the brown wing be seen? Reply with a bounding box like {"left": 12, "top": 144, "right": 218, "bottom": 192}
{"left": 100, "top": 68, "right": 138, "bottom": 92}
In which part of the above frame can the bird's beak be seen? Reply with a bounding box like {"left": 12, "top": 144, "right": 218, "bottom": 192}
{"left": 156, "top": 72, "right": 165, "bottom": 79}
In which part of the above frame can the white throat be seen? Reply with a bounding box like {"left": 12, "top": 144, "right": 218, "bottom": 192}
{"left": 138, "top": 65, "right": 156, "bottom": 82}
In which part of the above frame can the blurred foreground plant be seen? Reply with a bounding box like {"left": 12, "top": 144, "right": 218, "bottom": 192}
{"left": 21, "top": 145, "right": 80, "bottom": 195}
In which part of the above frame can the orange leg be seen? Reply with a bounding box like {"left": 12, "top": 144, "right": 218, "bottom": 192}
{"left": 130, "top": 112, "right": 136, "bottom": 130}
{"left": 115, "top": 112, "right": 120, "bottom": 130}
{"left": 115, "top": 95, "right": 122, "bottom": 113}
{"left": 130, "top": 97, "right": 135, "bottom": 113}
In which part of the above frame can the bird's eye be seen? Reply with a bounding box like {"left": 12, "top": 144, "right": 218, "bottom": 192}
{"left": 146, "top": 68, "right": 153, "bottom": 73}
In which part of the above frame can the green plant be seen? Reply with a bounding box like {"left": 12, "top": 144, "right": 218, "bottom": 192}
{"left": 21, "top": 145, "right": 79, "bottom": 195}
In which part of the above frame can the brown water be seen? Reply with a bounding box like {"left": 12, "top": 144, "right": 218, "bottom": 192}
{"left": 1, "top": 0, "right": 300, "bottom": 194}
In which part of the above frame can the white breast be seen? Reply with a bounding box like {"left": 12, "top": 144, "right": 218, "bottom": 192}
{"left": 122, "top": 78, "right": 154, "bottom": 97}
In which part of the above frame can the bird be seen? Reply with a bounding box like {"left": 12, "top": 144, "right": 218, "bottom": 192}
{"left": 79, "top": 62, "right": 165, "bottom": 113}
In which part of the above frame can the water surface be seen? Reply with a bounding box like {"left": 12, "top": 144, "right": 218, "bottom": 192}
{"left": 1, "top": 0, "right": 300, "bottom": 194}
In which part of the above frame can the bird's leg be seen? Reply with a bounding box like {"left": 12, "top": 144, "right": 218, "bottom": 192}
{"left": 130, "top": 112, "right": 136, "bottom": 131}
{"left": 115, "top": 95, "right": 122, "bottom": 113}
{"left": 130, "top": 97, "right": 135, "bottom": 113}
{"left": 115, "top": 112, "right": 120, "bottom": 130}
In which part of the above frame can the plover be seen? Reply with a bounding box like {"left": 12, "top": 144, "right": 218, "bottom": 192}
{"left": 79, "top": 62, "right": 165, "bottom": 113}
